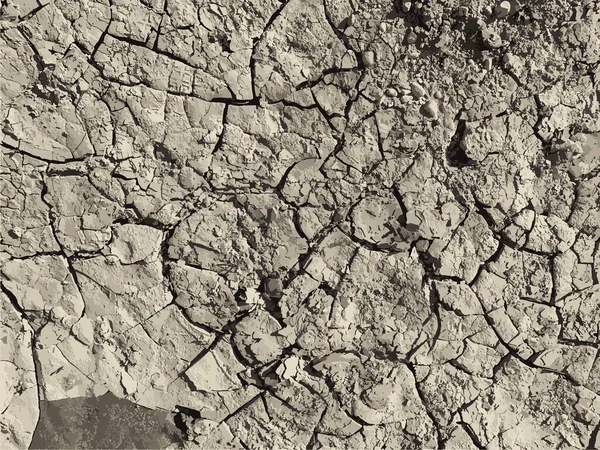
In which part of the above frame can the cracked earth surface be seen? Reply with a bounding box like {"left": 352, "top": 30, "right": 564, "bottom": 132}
{"left": 1, "top": 0, "right": 600, "bottom": 448}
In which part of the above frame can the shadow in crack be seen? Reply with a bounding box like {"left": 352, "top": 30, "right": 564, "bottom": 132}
{"left": 29, "top": 391, "right": 184, "bottom": 449}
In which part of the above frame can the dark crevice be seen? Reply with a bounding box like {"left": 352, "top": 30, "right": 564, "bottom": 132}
{"left": 0, "top": 282, "right": 27, "bottom": 319}
{"left": 589, "top": 419, "right": 600, "bottom": 450}
{"left": 404, "top": 362, "right": 443, "bottom": 447}
{"left": 446, "top": 119, "right": 477, "bottom": 168}
{"left": 457, "top": 420, "right": 486, "bottom": 450}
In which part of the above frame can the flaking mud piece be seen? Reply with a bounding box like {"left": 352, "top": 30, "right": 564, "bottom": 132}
{"left": 1, "top": 0, "right": 600, "bottom": 449}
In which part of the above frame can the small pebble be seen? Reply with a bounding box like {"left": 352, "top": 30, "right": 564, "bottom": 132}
{"left": 410, "top": 82, "right": 426, "bottom": 99}
{"left": 406, "top": 29, "right": 418, "bottom": 44}
{"left": 414, "top": 1, "right": 422, "bottom": 10}
{"left": 408, "top": 51, "right": 420, "bottom": 59}
{"left": 495, "top": 1, "right": 511, "bottom": 19}
{"left": 483, "top": 58, "right": 493, "bottom": 71}
{"left": 458, "top": 6, "right": 469, "bottom": 16}
{"left": 347, "top": 14, "right": 355, "bottom": 26}
{"left": 402, "top": 1, "right": 411, "bottom": 13}
{"left": 385, "top": 87, "right": 399, "bottom": 97}
{"left": 362, "top": 50, "right": 375, "bottom": 67}
{"left": 400, "top": 95, "right": 413, "bottom": 103}
{"left": 421, "top": 99, "right": 439, "bottom": 119}
{"left": 433, "top": 91, "right": 443, "bottom": 100}
{"left": 380, "top": 97, "right": 394, "bottom": 108}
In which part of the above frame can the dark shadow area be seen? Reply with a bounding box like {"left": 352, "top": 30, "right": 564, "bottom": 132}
{"left": 29, "top": 392, "right": 184, "bottom": 449}
{"left": 446, "top": 119, "right": 477, "bottom": 168}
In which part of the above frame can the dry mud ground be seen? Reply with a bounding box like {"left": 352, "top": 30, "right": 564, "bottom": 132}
{"left": 1, "top": 0, "right": 600, "bottom": 448}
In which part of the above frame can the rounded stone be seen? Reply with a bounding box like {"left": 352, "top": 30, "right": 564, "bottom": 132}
{"left": 421, "top": 99, "right": 439, "bottom": 119}
{"left": 410, "top": 82, "right": 426, "bottom": 99}
{"left": 362, "top": 50, "right": 375, "bottom": 67}
{"left": 495, "top": 1, "right": 511, "bottom": 19}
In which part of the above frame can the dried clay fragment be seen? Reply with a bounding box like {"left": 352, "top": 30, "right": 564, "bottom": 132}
{"left": 482, "top": 28, "right": 504, "bottom": 49}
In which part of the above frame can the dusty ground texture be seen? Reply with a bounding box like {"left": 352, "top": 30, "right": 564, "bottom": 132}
{"left": 0, "top": 0, "right": 599, "bottom": 448}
